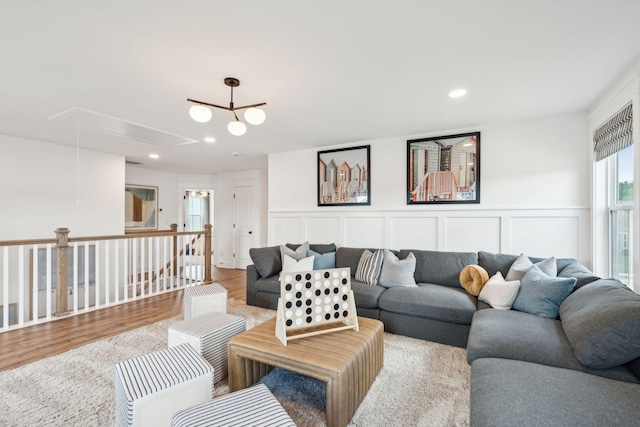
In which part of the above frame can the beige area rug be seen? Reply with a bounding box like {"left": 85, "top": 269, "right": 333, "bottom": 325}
{"left": 0, "top": 299, "right": 470, "bottom": 426}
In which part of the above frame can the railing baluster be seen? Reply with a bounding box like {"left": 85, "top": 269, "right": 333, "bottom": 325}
{"left": 3, "top": 247, "right": 9, "bottom": 330}
{"left": 18, "top": 245, "right": 25, "bottom": 327}
{"left": 132, "top": 238, "right": 138, "bottom": 299}
{"left": 148, "top": 237, "right": 153, "bottom": 295}
{"left": 105, "top": 240, "right": 110, "bottom": 306}
{"left": 32, "top": 244, "right": 38, "bottom": 324}
{"left": 46, "top": 244, "right": 52, "bottom": 320}
{"left": 123, "top": 240, "right": 129, "bottom": 302}
{"left": 73, "top": 242, "right": 79, "bottom": 313}
{"left": 114, "top": 240, "right": 120, "bottom": 304}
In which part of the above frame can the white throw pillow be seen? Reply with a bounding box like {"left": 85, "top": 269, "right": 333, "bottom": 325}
{"left": 478, "top": 272, "right": 521, "bottom": 310}
{"left": 281, "top": 254, "right": 315, "bottom": 273}
{"left": 378, "top": 249, "right": 417, "bottom": 288}
{"left": 505, "top": 254, "right": 557, "bottom": 281}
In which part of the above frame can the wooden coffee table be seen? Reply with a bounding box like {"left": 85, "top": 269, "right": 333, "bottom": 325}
{"left": 228, "top": 316, "right": 384, "bottom": 427}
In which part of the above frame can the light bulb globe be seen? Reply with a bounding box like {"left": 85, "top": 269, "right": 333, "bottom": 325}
{"left": 228, "top": 120, "right": 247, "bottom": 136}
{"left": 244, "top": 107, "right": 266, "bottom": 125}
{"left": 189, "top": 105, "right": 212, "bottom": 123}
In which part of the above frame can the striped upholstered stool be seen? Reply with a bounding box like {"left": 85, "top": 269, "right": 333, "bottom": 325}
{"left": 183, "top": 283, "right": 228, "bottom": 319}
{"left": 115, "top": 344, "right": 214, "bottom": 427}
{"left": 171, "top": 384, "right": 295, "bottom": 427}
{"left": 168, "top": 311, "right": 246, "bottom": 383}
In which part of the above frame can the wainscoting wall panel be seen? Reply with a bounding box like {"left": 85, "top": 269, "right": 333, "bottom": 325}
{"left": 509, "top": 216, "right": 580, "bottom": 259}
{"left": 444, "top": 217, "right": 501, "bottom": 253}
{"left": 268, "top": 208, "right": 591, "bottom": 267}
{"left": 389, "top": 217, "right": 438, "bottom": 251}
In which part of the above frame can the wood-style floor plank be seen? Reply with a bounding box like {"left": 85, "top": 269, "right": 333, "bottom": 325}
{"left": 0, "top": 267, "right": 246, "bottom": 372}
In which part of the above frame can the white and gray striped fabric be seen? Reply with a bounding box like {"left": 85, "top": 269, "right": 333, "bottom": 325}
{"left": 168, "top": 311, "right": 246, "bottom": 383}
{"left": 171, "top": 384, "right": 296, "bottom": 427}
{"left": 184, "top": 283, "right": 228, "bottom": 319}
{"left": 355, "top": 249, "right": 384, "bottom": 286}
{"left": 593, "top": 102, "right": 633, "bottom": 161}
{"left": 115, "top": 343, "right": 214, "bottom": 427}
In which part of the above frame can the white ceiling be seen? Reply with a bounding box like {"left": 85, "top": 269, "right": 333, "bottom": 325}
{"left": 1, "top": 1, "right": 639, "bottom": 174}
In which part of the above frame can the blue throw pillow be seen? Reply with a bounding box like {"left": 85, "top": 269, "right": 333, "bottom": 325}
{"left": 308, "top": 249, "right": 336, "bottom": 270}
{"left": 512, "top": 264, "right": 576, "bottom": 318}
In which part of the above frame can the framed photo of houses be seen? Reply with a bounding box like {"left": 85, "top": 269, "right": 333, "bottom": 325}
{"left": 407, "top": 132, "right": 480, "bottom": 204}
{"left": 318, "top": 145, "right": 370, "bottom": 206}
{"left": 125, "top": 184, "right": 158, "bottom": 230}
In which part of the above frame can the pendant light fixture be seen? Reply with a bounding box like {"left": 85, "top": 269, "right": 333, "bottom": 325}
{"left": 187, "top": 77, "right": 266, "bottom": 136}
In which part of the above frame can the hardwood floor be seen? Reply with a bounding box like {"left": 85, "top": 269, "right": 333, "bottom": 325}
{"left": 0, "top": 267, "right": 247, "bottom": 372}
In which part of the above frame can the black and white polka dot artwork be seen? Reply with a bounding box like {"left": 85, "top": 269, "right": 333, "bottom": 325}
{"left": 280, "top": 268, "right": 352, "bottom": 330}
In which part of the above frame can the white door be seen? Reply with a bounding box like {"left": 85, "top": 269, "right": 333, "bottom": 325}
{"left": 233, "top": 185, "right": 257, "bottom": 269}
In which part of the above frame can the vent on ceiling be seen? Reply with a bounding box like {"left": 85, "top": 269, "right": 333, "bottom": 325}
{"left": 125, "top": 160, "right": 143, "bottom": 165}
{"left": 49, "top": 107, "right": 198, "bottom": 146}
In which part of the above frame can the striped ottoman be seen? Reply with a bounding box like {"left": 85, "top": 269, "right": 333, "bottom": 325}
{"left": 171, "top": 384, "right": 295, "bottom": 427}
{"left": 184, "top": 283, "right": 228, "bottom": 319}
{"left": 168, "top": 311, "right": 246, "bottom": 383}
{"left": 114, "top": 343, "right": 214, "bottom": 427}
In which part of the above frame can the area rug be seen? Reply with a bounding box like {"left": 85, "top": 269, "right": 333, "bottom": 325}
{"left": 0, "top": 299, "right": 470, "bottom": 426}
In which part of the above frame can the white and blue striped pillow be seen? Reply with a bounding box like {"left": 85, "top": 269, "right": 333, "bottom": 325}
{"left": 355, "top": 249, "right": 384, "bottom": 286}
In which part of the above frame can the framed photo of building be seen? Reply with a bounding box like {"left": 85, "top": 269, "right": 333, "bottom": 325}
{"left": 407, "top": 132, "right": 480, "bottom": 204}
{"left": 125, "top": 184, "right": 158, "bottom": 230}
{"left": 318, "top": 145, "right": 370, "bottom": 206}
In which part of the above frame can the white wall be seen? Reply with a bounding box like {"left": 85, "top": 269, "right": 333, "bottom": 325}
{"left": 0, "top": 135, "right": 124, "bottom": 240}
{"left": 268, "top": 112, "right": 593, "bottom": 265}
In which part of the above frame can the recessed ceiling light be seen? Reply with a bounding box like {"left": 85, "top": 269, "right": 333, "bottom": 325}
{"left": 149, "top": 153, "right": 159, "bottom": 159}
{"left": 231, "top": 152, "right": 241, "bottom": 156}
{"left": 449, "top": 88, "right": 467, "bottom": 98}
{"left": 204, "top": 136, "right": 216, "bottom": 143}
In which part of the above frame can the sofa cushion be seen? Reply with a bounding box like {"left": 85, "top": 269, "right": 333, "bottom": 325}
{"left": 254, "top": 275, "right": 281, "bottom": 294}
{"left": 350, "top": 279, "right": 386, "bottom": 309}
{"left": 249, "top": 246, "right": 282, "bottom": 278}
{"left": 512, "top": 265, "right": 576, "bottom": 318}
{"left": 470, "top": 358, "right": 640, "bottom": 427}
{"left": 558, "top": 261, "right": 600, "bottom": 290}
{"left": 308, "top": 249, "right": 336, "bottom": 270}
{"left": 378, "top": 250, "right": 417, "bottom": 288}
{"left": 459, "top": 265, "right": 489, "bottom": 296}
{"left": 477, "top": 272, "right": 520, "bottom": 310}
{"left": 505, "top": 253, "right": 557, "bottom": 281}
{"left": 355, "top": 249, "right": 384, "bottom": 286}
{"left": 466, "top": 308, "right": 639, "bottom": 383}
{"left": 379, "top": 284, "right": 477, "bottom": 324}
{"left": 398, "top": 250, "right": 478, "bottom": 288}
{"left": 560, "top": 279, "right": 640, "bottom": 369}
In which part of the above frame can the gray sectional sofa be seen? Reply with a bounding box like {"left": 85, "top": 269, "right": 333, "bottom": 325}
{"left": 247, "top": 243, "right": 640, "bottom": 425}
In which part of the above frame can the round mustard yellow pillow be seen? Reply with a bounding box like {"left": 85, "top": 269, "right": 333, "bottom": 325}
{"left": 459, "top": 265, "right": 489, "bottom": 296}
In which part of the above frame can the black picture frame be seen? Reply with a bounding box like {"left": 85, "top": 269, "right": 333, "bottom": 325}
{"left": 407, "top": 132, "right": 480, "bottom": 204}
{"left": 318, "top": 145, "right": 371, "bottom": 206}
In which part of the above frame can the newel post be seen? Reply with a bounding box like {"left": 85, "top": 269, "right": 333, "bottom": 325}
{"left": 55, "top": 227, "right": 70, "bottom": 317}
{"left": 170, "top": 223, "right": 178, "bottom": 277}
{"left": 204, "top": 224, "right": 213, "bottom": 283}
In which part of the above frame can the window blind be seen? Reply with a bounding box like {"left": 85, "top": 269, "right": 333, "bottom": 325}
{"left": 593, "top": 103, "right": 633, "bottom": 161}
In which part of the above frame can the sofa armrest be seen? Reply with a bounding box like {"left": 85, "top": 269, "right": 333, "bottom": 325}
{"left": 246, "top": 264, "right": 260, "bottom": 306}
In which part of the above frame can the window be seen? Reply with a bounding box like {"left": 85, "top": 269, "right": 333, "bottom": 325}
{"left": 185, "top": 190, "right": 211, "bottom": 232}
{"left": 610, "top": 146, "right": 634, "bottom": 285}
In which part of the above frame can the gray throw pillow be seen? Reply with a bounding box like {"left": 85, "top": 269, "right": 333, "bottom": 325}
{"left": 558, "top": 261, "right": 600, "bottom": 290}
{"left": 308, "top": 249, "right": 336, "bottom": 270}
{"left": 378, "top": 249, "right": 417, "bottom": 288}
{"left": 506, "top": 253, "right": 557, "bottom": 281}
{"left": 560, "top": 280, "right": 640, "bottom": 369}
{"left": 512, "top": 264, "right": 576, "bottom": 318}
{"left": 249, "top": 246, "right": 282, "bottom": 278}
{"left": 280, "top": 241, "right": 309, "bottom": 262}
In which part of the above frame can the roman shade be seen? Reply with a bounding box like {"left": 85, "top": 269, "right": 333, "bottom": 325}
{"left": 593, "top": 103, "right": 633, "bottom": 161}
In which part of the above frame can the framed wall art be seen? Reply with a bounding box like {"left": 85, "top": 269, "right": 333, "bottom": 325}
{"left": 125, "top": 184, "right": 158, "bottom": 230}
{"left": 318, "top": 145, "right": 370, "bottom": 206}
{"left": 407, "top": 132, "right": 480, "bottom": 204}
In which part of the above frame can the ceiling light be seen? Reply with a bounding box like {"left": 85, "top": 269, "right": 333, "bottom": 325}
{"left": 228, "top": 120, "right": 247, "bottom": 136}
{"left": 187, "top": 77, "right": 266, "bottom": 136}
{"left": 149, "top": 153, "right": 159, "bottom": 159}
{"left": 189, "top": 105, "right": 213, "bottom": 123}
{"left": 204, "top": 136, "right": 216, "bottom": 143}
{"left": 449, "top": 88, "right": 467, "bottom": 98}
